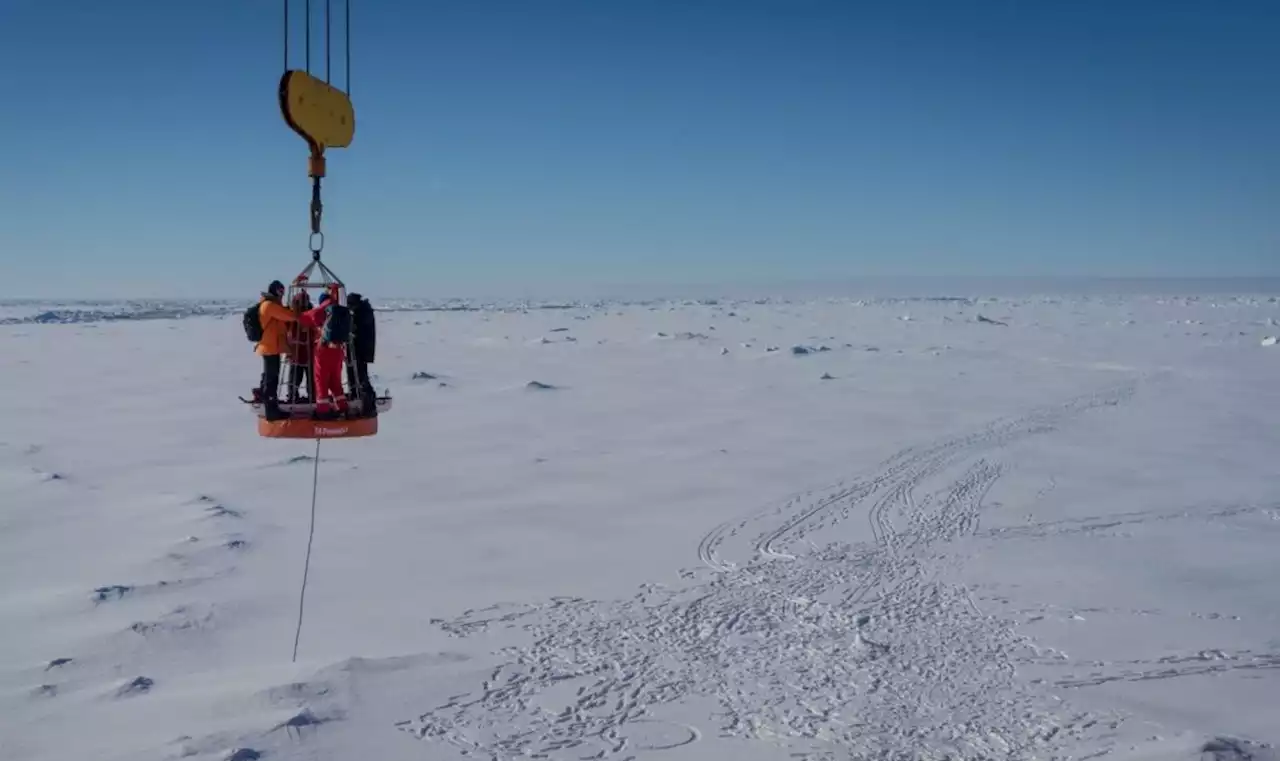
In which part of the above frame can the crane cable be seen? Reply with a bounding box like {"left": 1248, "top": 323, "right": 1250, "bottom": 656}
{"left": 282, "top": 0, "right": 353, "bottom": 263}
{"left": 282, "top": 0, "right": 349, "bottom": 85}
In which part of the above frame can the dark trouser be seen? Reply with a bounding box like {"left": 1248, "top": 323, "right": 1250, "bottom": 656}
{"left": 355, "top": 358, "right": 372, "bottom": 395}
{"left": 347, "top": 356, "right": 375, "bottom": 414}
{"left": 288, "top": 360, "right": 313, "bottom": 402}
{"left": 260, "top": 355, "right": 282, "bottom": 402}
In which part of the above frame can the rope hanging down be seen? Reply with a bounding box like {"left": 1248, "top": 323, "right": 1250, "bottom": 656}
{"left": 292, "top": 439, "right": 323, "bottom": 662}
{"left": 280, "top": 0, "right": 355, "bottom": 661}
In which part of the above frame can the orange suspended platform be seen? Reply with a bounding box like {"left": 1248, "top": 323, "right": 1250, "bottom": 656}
{"left": 258, "top": 415, "right": 377, "bottom": 439}
{"left": 245, "top": 396, "right": 392, "bottom": 440}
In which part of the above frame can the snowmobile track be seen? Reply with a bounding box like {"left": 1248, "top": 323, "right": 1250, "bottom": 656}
{"left": 703, "top": 379, "right": 1136, "bottom": 575}
{"left": 401, "top": 380, "right": 1139, "bottom": 760}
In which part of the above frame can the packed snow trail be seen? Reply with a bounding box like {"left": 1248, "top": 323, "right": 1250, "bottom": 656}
{"left": 398, "top": 380, "right": 1139, "bottom": 760}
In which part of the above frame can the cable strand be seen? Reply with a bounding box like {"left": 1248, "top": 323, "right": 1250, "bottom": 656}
{"left": 345, "top": 0, "right": 351, "bottom": 95}
{"left": 292, "top": 438, "right": 322, "bottom": 662}
{"left": 305, "top": 0, "right": 312, "bottom": 74}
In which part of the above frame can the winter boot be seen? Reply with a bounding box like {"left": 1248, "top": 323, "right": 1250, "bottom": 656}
{"left": 264, "top": 400, "right": 289, "bottom": 421}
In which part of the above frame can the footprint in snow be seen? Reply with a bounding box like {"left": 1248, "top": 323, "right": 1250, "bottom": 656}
{"left": 204, "top": 503, "right": 242, "bottom": 518}
{"left": 226, "top": 750, "right": 262, "bottom": 761}
{"left": 115, "top": 676, "right": 154, "bottom": 697}
{"left": 46, "top": 658, "right": 73, "bottom": 670}
{"left": 262, "top": 680, "right": 334, "bottom": 703}
{"left": 525, "top": 381, "right": 557, "bottom": 391}
{"left": 274, "top": 709, "right": 333, "bottom": 738}
{"left": 129, "top": 604, "right": 216, "bottom": 637}
{"left": 1202, "top": 736, "right": 1280, "bottom": 761}
{"left": 92, "top": 577, "right": 195, "bottom": 604}
{"left": 92, "top": 585, "right": 133, "bottom": 603}
{"left": 196, "top": 495, "right": 242, "bottom": 519}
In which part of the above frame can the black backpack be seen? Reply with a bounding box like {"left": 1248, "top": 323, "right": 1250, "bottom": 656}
{"left": 321, "top": 304, "right": 352, "bottom": 344}
{"left": 243, "top": 303, "right": 264, "bottom": 342}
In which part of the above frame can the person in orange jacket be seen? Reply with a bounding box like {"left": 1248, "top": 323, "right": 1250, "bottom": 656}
{"left": 299, "top": 288, "right": 350, "bottom": 418}
{"left": 255, "top": 280, "right": 299, "bottom": 420}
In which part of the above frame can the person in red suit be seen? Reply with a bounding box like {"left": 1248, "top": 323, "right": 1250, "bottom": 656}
{"left": 300, "top": 287, "right": 350, "bottom": 418}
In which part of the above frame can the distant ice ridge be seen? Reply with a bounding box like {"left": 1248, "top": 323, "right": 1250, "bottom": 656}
{"left": 2, "top": 290, "right": 1278, "bottom": 325}
{"left": 0, "top": 300, "right": 242, "bottom": 325}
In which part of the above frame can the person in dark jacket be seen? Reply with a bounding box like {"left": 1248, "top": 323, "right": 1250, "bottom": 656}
{"left": 347, "top": 293, "right": 377, "bottom": 415}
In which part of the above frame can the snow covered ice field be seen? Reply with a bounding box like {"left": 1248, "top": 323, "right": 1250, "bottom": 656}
{"left": 2, "top": 291, "right": 1280, "bottom": 761}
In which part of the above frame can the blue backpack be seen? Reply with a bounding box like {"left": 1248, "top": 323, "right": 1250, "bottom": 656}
{"left": 321, "top": 303, "right": 352, "bottom": 344}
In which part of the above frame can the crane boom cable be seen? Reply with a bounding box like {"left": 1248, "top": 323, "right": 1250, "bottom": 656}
{"left": 282, "top": 0, "right": 350, "bottom": 90}
{"left": 280, "top": 0, "right": 354, "bottom": 261}
{"left": 305, "top": 0, "right": 311, "bottom": 74}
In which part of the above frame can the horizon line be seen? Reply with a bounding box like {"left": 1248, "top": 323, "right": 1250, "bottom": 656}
{"left": 5, "top": 275, "right": 1280, "bottom": 304}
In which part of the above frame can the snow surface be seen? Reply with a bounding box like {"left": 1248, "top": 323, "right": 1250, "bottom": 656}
{"left": 2, "top": 292, "right": 1280, "bottom": 761}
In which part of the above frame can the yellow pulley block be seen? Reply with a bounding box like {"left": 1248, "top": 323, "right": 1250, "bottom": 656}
{"left": 279, "top": 69, "right": 355, "bottom": 153}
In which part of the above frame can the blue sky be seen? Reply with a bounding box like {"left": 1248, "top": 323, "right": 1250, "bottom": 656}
{"left": 1, "top": 1, "right": 1277, "bottom": 298}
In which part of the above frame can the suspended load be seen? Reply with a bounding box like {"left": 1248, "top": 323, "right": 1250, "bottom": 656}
{"left": 241, "top": 0, "right": 391, "bottom": 441}
{"left": 242, "top": 260, "right": 392, "bottom": 440}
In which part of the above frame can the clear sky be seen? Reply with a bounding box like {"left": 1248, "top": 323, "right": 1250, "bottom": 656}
{"left": 1, "top": 0, "right": 1277, "bottom": 299}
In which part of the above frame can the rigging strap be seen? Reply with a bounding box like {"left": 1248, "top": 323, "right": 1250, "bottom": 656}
{"left": 309, "top": 173, "right": 324, "bottom": 259}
